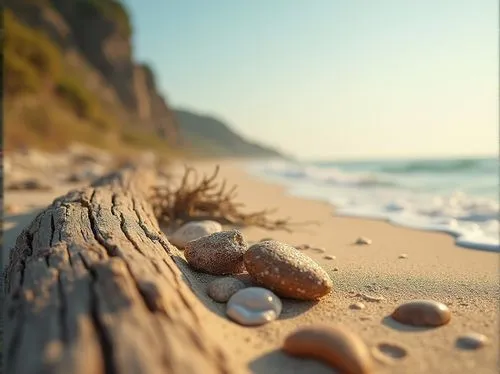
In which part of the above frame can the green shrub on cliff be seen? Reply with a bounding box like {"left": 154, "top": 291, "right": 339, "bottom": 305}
{"left": 4, "top": 9, "right": 61, "bottom": 83}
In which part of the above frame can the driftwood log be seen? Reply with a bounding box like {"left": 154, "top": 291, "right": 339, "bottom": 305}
{"left": 3, "top": 166, "right": 247, "bottom": 374}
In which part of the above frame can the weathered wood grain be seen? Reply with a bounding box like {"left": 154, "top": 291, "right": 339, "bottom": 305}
{"left": 3, "top": 166, "right": 247, "bottom": 374}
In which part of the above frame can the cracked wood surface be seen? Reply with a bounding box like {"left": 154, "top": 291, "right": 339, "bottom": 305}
{"left": 3, "top": 166, "right": 247, "bottom": 374}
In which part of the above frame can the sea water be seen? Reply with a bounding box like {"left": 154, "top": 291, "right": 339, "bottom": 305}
{"left": 247, "top": 157, "right": 499, "bottom": 252}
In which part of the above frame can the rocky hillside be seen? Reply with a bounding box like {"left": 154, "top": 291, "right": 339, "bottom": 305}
{"left": 174, "top": 110, "right": 285, "bottom": 158}
{"left": 4, "top": 0, "right": 284, "bottom": 159}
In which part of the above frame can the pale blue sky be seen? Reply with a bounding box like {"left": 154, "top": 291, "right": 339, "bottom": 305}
{"left": 123, "top": 0, "right": 498, "bottom": 160}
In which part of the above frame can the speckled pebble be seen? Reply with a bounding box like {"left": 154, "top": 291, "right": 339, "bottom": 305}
{"left": 456, "top": 332, "right": 489, "bottom": 350}
{"left": 207, "top": 277, "right": 246, "bottom": 302}
{"left": 283, "top": 324, "right": 373, "bottom": 374}
{"left": 184, "top": 230, "right": 248, "bottom": 275}
{"left": 392, "top": 300, "right": 451, "bottom": 327}
{"left": 324, "top": 255, "right": 336, "bottom": 260}
{"left": 226, "top": 287, "right": 282, "bottom": 326}
{"left": 244, "top": 240, "right": 333, "bottom": 300}
{"left": 170, "top": 220, "right": 222, "bottom": 248}
{"left": 354, "top": 237, "right": 372, "bottom": 245}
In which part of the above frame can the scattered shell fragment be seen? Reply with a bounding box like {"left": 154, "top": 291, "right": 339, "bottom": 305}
{"left": 350, "top": 302, "right": 366, "bottom": 310}
{"left": 226, "top": 287, "right": 282, "bottom": 326}
{"left": 398, "top": 254, "right": 408, "bottom": 259}
{"left": 244, "top": 240, "right": 333, "bottom": 300}
{"left": 170, "top": 220, "right": 222, "bottom": 248}
{"left": 295, "top": 244, "right": 311, "bottom": 250}
{"left": 283, "top": 324, "right": 373, "bottom": 374}
{"left": 324, "top": 255, "right": 336, "bottom": 260}
{"left": 456, "top": 333, "right": 489, "bottom": 350}
{"left": 184, "top": 230, "right": 248, "bottom": 275}
{"left": 354, "top": 237, "right": 372, "bottom": 245}
{"left": 207, "top": 277, "right": 246, "bottom": 303}
{"left": 356, "top": 293, "right": 385, "bottom": 302}
{"left": 391, "top": 300, "right": 451, "bottom": 327}
{"left": 372, "top": 343, "right": 407, "bottom": 365}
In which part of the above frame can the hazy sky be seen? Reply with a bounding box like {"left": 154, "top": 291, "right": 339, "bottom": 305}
{"left": 123, "top": 0, "right": 498, "bottom": 160}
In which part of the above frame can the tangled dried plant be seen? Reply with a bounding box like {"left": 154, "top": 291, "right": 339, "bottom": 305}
{"left": 150, "top": 165, "right": 318, "bottom": 232}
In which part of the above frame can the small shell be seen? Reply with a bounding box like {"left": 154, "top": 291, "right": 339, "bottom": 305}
{"left": 283, "top": 324, "right": 373, "bottom": 374}
{"left": 391, "top": 300, "right": 451, "bottom": 327}
{"left": 354, "top": 237, "right": 372, "bottom": 245}
{"left": 226, "top": 287, "right": 282, "bottom": 326}
{"left": 456, "top": 333, "right": 489, "bottom": 350}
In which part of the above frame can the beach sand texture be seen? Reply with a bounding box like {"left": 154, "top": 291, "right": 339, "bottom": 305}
{"left": 3, "top": 159, "right": 498, "bottom": 374}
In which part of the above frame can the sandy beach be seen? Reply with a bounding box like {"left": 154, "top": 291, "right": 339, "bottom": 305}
{"left": 3, "top": 159, "right": 499, "bottom": 374}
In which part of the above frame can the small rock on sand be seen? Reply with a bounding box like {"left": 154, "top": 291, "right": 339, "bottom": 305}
{"left": 260, "top": 237, "right": 274, "bottom": 242}
{"left": 184, "top": 230, "right": 247, "bottom": 275}
{"left": 391, "top": 300, "right": 451, "bottom": 327}
{"left": 313, "top": 247, "right": 326, "bottom": 253}
{"left": 456, "top": 333, "right": 489, "bottom": 350}
{"left": 333, "top": 267, "right": 339, "bottom": 271}
{"left": 226, "top": 287, "right": 282, "bottom": 326}
{"left": 398, "top": 254, "right": 408, "bottom": 259}
{"left": 372, "top": 343, "right": 407, "bottom": 365}
{"left": 283, "top": 324, "right": 373, "bottom": 374}
{"left": 324, "top": 255, "right": 336, "bottom": 260}
{"left": 170, "top": 220, "right": 222, "bottom": 248}
{"left": 350, "top": 302, "right": 366, "bottom": 310}
{"left": 207, "top": 277, "right": 246, "bottom": 303}
{"left": 354, "top": 237, "right": 372, "bottom": 245}
{"left": 244, "top": 240, "right": 333, "bottom": 300}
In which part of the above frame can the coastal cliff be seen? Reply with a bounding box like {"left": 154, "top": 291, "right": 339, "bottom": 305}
{"left": 4, "top": 0, "right": 283, "bottom": 158}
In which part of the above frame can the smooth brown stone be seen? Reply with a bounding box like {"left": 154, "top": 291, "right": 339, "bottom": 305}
{"left": 207, "top": 277, "right": 246, "bottom": 303}
{"left": 184, "top": 230, "right": 247, "bottom": 275}
{"left": 244, "top": 240, "right": 333, "bottom": 300}
{"left": 391, "top": 300, "right": 451, "bottom": 327}
{"left": 283, "top": 324, "right": 373, "bottom": 374}
{"left": 324, "top": 255, "right": 336, "bottom": 260}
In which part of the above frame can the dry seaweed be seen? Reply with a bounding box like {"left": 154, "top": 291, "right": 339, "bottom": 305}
{"left": 150, "top": 165, "right": 317, "bottom": 232}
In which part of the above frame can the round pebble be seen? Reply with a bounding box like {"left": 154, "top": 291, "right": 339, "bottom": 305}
{"left": 350, "top": 302, "right": 366, "bottom": 310}
{"left": 324, "top": 255, "right": 336, "bottom": 260}
{"left": 244, "top": 240, "right": 333, "bottom": 300}
{"left": 354, "top": 237, "right": 372, "bottom": 245}
{"left": 226, "top": 287, "right": 282, "bottom": 326}
{"left": 170, "top": 220, "right": 222, "bottom": 248}
{"left": 283, "top": 324, "right": 373, "bottom": 374}
{"left": 184, "top": 230, "right": 248, "bottom": 275}
{"left": 207, "top": 277, "right": 246, "bottom": 303}
{"left": 456, "top": 332, "right": 489, "bottom": 350}
{"left": 391, "top": 300, "right": 451, "bottom": 327}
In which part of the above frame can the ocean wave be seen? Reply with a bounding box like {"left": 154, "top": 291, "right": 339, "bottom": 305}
{"left": 254, "top": 160, "right": 399, "bottom": 188}
{"left": 247, "top": 159, "right": 499, "bottom": 251}
{"left": 380, "top": 158, "right": 494, "bottom": 174}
